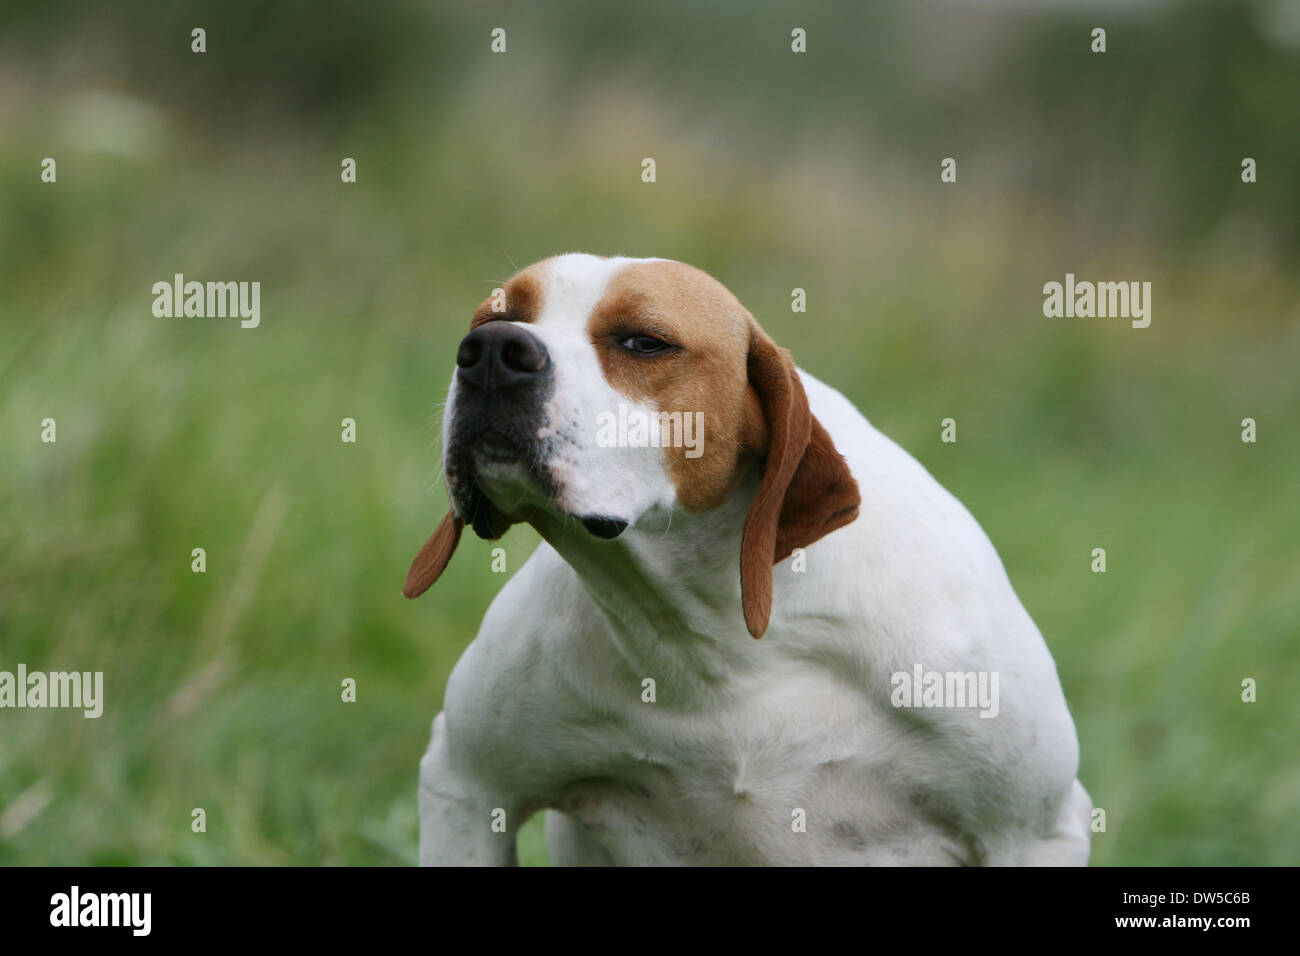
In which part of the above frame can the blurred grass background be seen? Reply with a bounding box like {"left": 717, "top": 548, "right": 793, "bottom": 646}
{"left": 0, "top": 0, "right": 1297, "bottom": 865}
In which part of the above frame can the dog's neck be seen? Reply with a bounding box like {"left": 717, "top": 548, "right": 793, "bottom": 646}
{"left": 524, "top": 483, "right": 761, "bottom": 691}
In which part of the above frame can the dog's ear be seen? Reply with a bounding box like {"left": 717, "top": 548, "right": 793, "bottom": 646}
{"left": 740, "top": 327, "right": 860, "bottom": 638}
{"left": 403, "top": 510, "right": 464, "bottom": 598}
{"left": 404, "top": 485, "right": 520, "bottom": 598}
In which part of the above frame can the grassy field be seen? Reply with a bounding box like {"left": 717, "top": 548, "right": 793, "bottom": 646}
{"left": 1, "top": 1, "right": 1298, "bottom": 865}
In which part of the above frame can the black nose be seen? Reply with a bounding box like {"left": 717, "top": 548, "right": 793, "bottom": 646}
{"left": 456, "top": 322, "right": 549, "bottom": 390}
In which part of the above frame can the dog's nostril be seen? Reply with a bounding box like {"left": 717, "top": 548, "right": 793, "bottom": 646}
{"left": 457, "top": 337, "right": 484, "bottom": 369}
{"left": 500, "top": 338, "right": 546, "bottom": 374}
{"left": 456, "top": 322, "right": 549, "bottom": 388}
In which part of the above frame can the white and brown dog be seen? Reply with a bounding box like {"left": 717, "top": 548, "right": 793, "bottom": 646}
{"left": 405, "top": 253, "right": 1091, "bottom": 866}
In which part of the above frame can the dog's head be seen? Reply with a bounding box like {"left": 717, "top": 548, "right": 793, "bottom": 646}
{"left": 404, "top": 254, "right": 859, "bottom": 637}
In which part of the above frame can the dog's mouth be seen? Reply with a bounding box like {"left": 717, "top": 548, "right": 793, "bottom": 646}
{"left": 445, "top": 393, "right": 635, "bottom": 543}
{"left": 448, "top": 458, "right": 631, "bottom": 544}
{"left": 447, "top": 438, "right": 629, "bottom": 542}
{"left": 446, "top": 449, "right": 540, "bottom": 540}
{"left": 451, "top": 480, "right": 505, "bottom": 540}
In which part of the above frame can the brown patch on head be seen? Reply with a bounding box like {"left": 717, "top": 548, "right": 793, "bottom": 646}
{"left": 587, "top": 258, "right": 860, "bottom": 638}
{"left": 588, "top": 260, "right": 764, "bottom": 512}
{"left": 469, "top": 268, "right": 544, "bottom": 329}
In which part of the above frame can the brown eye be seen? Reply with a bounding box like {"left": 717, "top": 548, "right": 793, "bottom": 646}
{"left": 620, "top": 334, "right": 670, "bottom": 354}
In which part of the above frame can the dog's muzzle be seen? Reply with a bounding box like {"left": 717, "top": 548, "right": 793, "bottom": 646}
{"left": 445, "top": 322, "right": 629, "bottom": 542}
{"left": 445, "top": 321, "right": 558, "bottom": 537}
{"left": 451, "top": 321, "right": 553, "bottom": 461}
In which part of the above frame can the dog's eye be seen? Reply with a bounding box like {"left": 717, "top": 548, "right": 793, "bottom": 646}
{"left": 620, "top": 335, "right": 670, "bottom": 354}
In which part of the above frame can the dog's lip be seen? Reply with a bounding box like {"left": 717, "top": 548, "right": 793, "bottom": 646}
{"left": 447, "top": 442, "right": 628, "bottom": 541}
{"left": 452, "top": 479, "right": 629, "bottom": 542}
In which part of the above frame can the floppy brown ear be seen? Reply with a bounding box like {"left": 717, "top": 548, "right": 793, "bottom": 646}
{"left": 403, "top": 510, "right": 464, "bottom": 598}
{"left": 740, "top": 328, "right": 861, "bottom": 638}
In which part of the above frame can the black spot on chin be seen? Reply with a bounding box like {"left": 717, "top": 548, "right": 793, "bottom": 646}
{"left": 580, "top": 515, "right": 628, "bottom": 539}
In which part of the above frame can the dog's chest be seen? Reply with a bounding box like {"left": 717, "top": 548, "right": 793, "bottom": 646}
{"left": 549, "top": 670, "right": 974, "bottom": 866}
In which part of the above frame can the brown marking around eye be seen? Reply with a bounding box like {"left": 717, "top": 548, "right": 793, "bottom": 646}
{"left": 588, "top": 261, "right": 767, "bottom": 513}
{"left": 469, "top": 270, "right": 543, "bottom": 329}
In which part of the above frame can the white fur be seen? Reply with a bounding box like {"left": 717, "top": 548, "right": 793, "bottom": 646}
{"left": 419, "top": 255, "right": 1091, "bottom": 866}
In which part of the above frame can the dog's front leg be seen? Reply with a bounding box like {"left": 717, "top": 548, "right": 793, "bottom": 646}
{"left": 418, "top": 712, "right": 520, "bottom": 866}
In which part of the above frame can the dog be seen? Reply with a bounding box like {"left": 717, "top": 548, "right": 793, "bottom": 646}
{"left": 405, "top": 253, "right": 1092, "bottom": 866}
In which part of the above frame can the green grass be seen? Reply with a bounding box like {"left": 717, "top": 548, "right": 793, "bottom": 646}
{"left": 1, "top": 4, "right": 1298, "bottom": 865}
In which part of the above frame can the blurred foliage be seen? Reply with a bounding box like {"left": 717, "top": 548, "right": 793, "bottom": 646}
{"left": 0, "top": 0, "right": 1297, "bottom": 865}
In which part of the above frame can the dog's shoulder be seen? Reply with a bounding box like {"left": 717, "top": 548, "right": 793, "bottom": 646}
{"left": 437, "top": 541, "right": 624, "bottom": 785}
{"left": 446, "top": 540, "right": 593, "bottom": 696}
